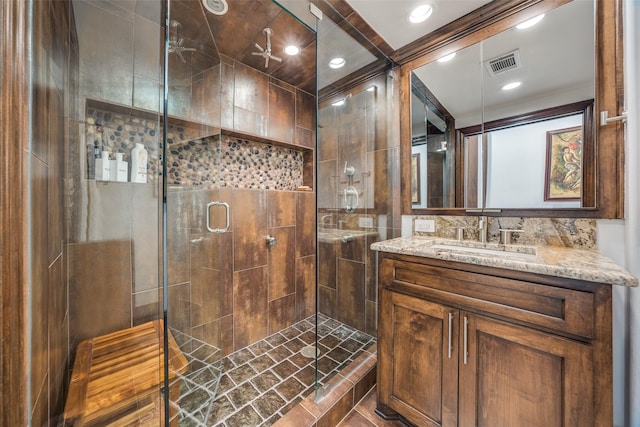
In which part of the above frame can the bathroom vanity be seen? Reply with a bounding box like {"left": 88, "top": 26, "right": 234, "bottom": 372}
{"left": 372, "top": 237, "right": 637, "bottom": 427}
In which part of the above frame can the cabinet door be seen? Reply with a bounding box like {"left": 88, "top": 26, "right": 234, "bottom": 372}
{"left": 458, "top": 313, "right": 594, "bottom": 427}
{"left": 378, "top": 289, "right": 459, "bottom": 427}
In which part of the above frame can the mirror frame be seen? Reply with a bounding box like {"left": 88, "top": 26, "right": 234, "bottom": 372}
{"left": 395, "top": 0, "right": 625, "bottom": 218}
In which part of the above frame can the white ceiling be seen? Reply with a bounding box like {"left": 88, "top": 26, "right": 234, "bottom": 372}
{"left": 345, "top": 0, "right": 493, "bottom": 50}
{"left": 372, "top": 0, "right": 596, "bottom": 129}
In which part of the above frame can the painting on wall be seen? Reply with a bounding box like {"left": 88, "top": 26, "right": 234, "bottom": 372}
{"left": 544, "top": 126, "right": 582, "bottom": 201}
{"left": 411, "top": 153, "right": 421, "bottom": 204}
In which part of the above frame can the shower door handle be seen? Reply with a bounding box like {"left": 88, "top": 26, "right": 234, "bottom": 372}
{"left": 206, "top": 201, "right": 230, "bottom": 233}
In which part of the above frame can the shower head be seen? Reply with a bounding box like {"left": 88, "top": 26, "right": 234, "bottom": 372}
{"left": 252, "top": 28, "right": 282, "bottom": 68}
{"left": 168, "top": 20, "right": 197, "bottom": 63}
{"left": 203, "top": 0, "right": 228, "bottom": 15}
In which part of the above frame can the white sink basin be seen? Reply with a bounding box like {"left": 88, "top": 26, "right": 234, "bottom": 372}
{"left": 430, "top": 243, "right": 537, "bottom": 260}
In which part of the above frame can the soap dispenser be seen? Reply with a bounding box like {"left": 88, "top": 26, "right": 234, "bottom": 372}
{"left": 95, "top": 150, "right": 111, "bottom": 181}
{"left": 130, "top": 142, "right": 148, "bottom": 183}
{"left": 110, "top": 152, "right": 128, "bottom": 182}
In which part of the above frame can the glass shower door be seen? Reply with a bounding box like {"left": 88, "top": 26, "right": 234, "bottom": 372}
{"left": 163, "top": 1, "right": 228, "bottom": 425}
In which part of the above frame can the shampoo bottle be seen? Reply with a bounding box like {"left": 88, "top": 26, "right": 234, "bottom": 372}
{"left": 130, "top": 143, "right": 148, "bottom": 183}
{"left": 111, "top": 152, "right": 128, "bottom": 182}
{"left": 95, "top": 150, "right": 111, "bottom": 181}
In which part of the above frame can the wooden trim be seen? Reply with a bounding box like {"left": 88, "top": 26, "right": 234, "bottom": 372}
{"left": 323, "top": 0, "right": 395, "bottom": 57}
{"left": 0, "top": 1, "right": 30, "bottom": 425}
{"left": 400, "top": 66, "right": 413, "bottom": 213}
{"left": 593, "top": 284, "right": 614, "bottom": 425}
{"left": 317, "top": 58, "right": 391, "bottom": 104}
{"left": 392, "top": 0, "right": 570, "bottom": 67}
{"left": 458, "top": 100, "right": 595, "bottom": 135}
{"left": 596, "top": 0, "right": 625, "bottom": 218}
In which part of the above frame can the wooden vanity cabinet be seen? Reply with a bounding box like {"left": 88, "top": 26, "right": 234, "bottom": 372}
{"left": 376, "top": 253, "right": 612, "bottom": 427}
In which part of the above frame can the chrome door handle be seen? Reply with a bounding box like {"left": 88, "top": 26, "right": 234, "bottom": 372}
{"left": 448, "top": 312, "right": 453, "bottom": 359}
{"left": 206, "top": 201, "right": 230, "bottom": 233}
{"left": 463, "top": 315, "right": 469, "bottom": 365}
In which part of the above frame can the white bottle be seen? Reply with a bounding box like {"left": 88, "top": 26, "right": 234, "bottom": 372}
{"left": 130, "top": 143, "right": 148, "bottom": 183}
{"left": 110, "top": 152, "right": 128, "bottom": 182}
{"left": 95, "top": 150, "right": 111, "bottom": 181}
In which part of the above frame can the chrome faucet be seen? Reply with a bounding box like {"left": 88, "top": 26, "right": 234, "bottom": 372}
{"left": 478, "top": 216, "right": 488, "bottom": 244}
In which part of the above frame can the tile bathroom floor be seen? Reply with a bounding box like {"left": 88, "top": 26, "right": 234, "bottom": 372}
{"left": 337, "top": 386, "right": 407, "bottom": 427}
{"left": 170, "top": 314, "right": 377, "bottom": 427}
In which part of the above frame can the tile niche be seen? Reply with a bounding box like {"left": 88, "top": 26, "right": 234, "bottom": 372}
{"left": 83, "top": 99, "right": 313, "bottom": 191}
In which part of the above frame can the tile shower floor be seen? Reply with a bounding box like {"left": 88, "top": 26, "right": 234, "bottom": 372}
{"left": 170, "top": 314, "right": 376, "bottom": 427}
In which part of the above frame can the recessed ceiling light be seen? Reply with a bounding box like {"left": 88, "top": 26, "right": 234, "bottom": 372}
{"left": 409, "top": 4, "right": 433, "bottom": 24}
{"left": 516, "top": 14, "right": 545, "bottom": 29}
{"left": 437, "top": 52, "right": 456, "bottom": 63}
{"left": 332, "top": 99, "right": 346, "bottom": 107}
{"left": 329, "top": 57, "right": 346, "bottom": 69}
{"left": 502, "top": 81, "right": 522, "bottom": 91}
{"left": 284, "top": 45, "right": 300, "bottom": 55}
{"left": 367, "top": 87, "right": 375, "bottom": 92}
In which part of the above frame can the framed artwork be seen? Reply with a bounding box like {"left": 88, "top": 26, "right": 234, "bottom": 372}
{"left": 544, "top": 126, "right": 582, "bottom": 201}
{"left": 411, "top": 153, "right": 421, "bottom": 204}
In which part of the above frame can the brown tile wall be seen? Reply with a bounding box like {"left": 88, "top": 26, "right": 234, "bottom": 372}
{"left": 62, "top": 4, "right": 318, "bottom": 422}
{"left": 29, "top": 1, "right": 75, "bottom": 425}
{"left": 166, "top": 187, "right": 317, "bottom": 356}
{"left": 73, "top": 2, "right": 317, "bottom": 140}
{"left": 316, "top": 74, "right": 400, "bottom": 337}
{"left": 65, "top": 185, "right": 317, "bottom": 357}
{"left": 66, "top": 0, "right": 317, "bottom": 324}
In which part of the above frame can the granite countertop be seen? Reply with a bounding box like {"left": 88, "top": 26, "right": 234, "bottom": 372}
{"left": 371, "top": 237, "right": 638, "bottom": 287}
{"left": 318, "top": 228, "right": 379, "bottom": 243}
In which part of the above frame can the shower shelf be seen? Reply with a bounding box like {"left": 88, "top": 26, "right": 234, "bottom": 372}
{"left": 220, "top": 128, "right": 314, "bottom": 191}
{"left": 83, "top": 99, "right": 314, "bottom": 191}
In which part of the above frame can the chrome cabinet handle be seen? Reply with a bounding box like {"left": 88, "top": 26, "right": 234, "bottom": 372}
{"left": 463, "top": 315, "right": 469, "bottom": 365}
{"left": 448, "top": 312, "right": 453, "bottom": 359}
{"left": 206, "top": 201, "right": 230, "bottom": 233}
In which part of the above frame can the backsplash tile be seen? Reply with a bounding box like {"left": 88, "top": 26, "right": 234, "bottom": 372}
{"left": 410, "top": 215, "right": 597, "bottom": 250}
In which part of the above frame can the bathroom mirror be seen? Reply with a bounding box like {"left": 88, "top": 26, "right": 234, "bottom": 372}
{"left": 400, "top": 0, "right": 624, "bottom": 218}
{"left": 410, "top": 0, "right": 594, "bottom": 210}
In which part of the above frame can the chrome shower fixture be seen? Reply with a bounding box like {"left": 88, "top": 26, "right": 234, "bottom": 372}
{"left": 168, "top": 20, "right": 197, "bottom": 63}
{"left": 252, "top": 28, "right": 282, "bottom": 68}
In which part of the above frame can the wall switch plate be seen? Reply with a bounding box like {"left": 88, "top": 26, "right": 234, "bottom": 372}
{"left": 359, "top": 217, "right": 374, "bottom": 228}
{"left": 415, "top": 219, "right": 435, "bottom": 233}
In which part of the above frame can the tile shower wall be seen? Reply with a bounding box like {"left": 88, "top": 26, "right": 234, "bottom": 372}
{"left": 167, "top": 187, "right": 316, "bottom": 356}
{"left": 409, "top": 215, "right": 597, "bottom": 249}
{"left": 27, "top": 1, "right": 76, "bottom": 425}
{"left": 72, "top": 99, "right": 312, "bottom": 345}
{"left": 72, "top": 79, "right": 314, "bottom": 358}
{"left": 317, "top": 74, "right": 399, "bottom": 337}
{"left": 70, "top": 25, "right": 316, "bottom": 351}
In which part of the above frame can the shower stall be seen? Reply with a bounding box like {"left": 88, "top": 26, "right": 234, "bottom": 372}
{"left": 8, "top": 0, "right": 397, "bottom": 425}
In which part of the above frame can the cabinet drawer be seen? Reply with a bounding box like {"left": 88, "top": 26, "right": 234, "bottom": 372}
{"left": 383, "top": 258, "right": 595, "bottom": 339}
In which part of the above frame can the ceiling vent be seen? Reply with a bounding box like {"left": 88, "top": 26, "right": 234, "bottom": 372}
{"left": 484, "top": 49, "right": 522, "bottom": 76}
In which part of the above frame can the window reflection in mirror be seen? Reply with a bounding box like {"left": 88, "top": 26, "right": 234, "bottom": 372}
{"left": 409, "top": 0, "right": 595, "bottom": 210}
{"left": 462, "top": 103, "right": 592, "bottom": 209}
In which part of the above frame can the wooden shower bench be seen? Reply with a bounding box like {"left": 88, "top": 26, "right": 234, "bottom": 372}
{"left": 63, "top": 320, "right": 188, "bottom": 426}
